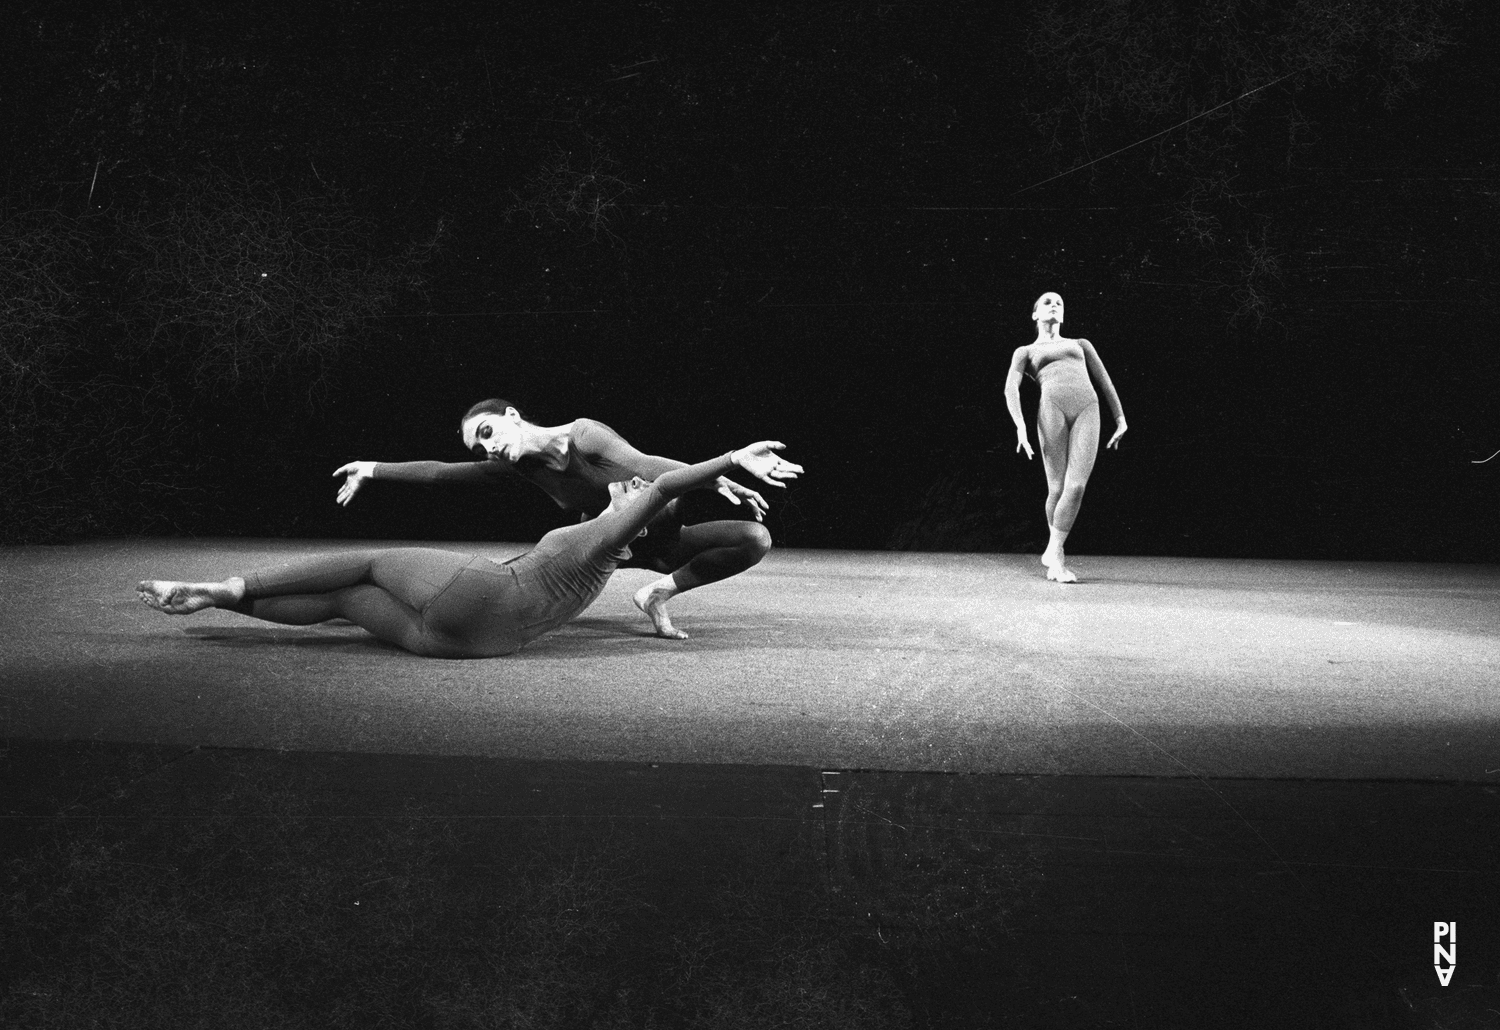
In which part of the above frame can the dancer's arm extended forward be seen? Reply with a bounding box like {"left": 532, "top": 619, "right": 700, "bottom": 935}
{"left": 333, "top": 458, "right": 501, "bottom": 507}
{"left": 610, "top": 443, "right": 803, "bottom": 542}
{"left": 1004, "top": 347, "right": 1035, "bottom": 460}
{"left": 1079, "top": 339, "right": 1128, "bottom": 449}
{"left": 580, "top": 419, "right": 778, "bottom": 520}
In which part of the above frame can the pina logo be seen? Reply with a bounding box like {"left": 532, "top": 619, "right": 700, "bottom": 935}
{"left": 1433, "top": 922, "right": 1457, "bottom": 986}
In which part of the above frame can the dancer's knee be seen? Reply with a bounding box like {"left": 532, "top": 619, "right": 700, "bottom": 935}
{"left": 741, "top": 522, "right": 773, "bottom": 563}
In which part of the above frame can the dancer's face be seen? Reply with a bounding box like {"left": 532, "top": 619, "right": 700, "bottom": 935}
{"left": 607, "top": 477, "right": 651, "bottom": 535}
{"left": 1032, "top": 293, "right": 1064, "bottom": 326}
{"left": 461, "top": 408, "right": 526, "bottom": 464}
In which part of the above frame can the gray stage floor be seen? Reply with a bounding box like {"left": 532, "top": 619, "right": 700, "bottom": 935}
{"left": 5, "top": 540, "right": 1499, "bottom": 1025}
{"left": 2, "top": 539, "right": 1496, "bottom": 780}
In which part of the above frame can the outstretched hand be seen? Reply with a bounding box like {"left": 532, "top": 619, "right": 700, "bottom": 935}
{"left": 715, "top": 477, "right": 769, "bottom": 520}
{"left": 1106, "top": 419, "right": 1128, "bottom": 450}
{"left": 730, "top": 441, "right": 803, "bottom": 488}
{"left": 1015, "top": 430, "right": 1034, "bottom": 460}
{"left": 333, "top": 461, "right": 377, "bottom": 506}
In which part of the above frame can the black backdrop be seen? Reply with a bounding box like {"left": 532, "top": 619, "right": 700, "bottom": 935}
{"left": 3, "top": 1, "right": 1495, "bottom": 560}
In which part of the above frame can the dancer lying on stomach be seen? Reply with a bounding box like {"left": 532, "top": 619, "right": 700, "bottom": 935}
{"left": 140, "top": 441, "right": 802, "bottom": 659}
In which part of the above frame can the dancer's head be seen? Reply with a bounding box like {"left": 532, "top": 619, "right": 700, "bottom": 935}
{"left": 606, "top": 477, "right": 652, "bottom": 536}
{"left": 1032, "top": 292, "right": 1064, "bottom": 326}
{"left": 459, "top": 398, "right": 530, "bottom": 464}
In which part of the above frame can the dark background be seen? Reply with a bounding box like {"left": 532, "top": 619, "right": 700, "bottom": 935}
{"left": 3, "top": 0, "right": 1495, "bottom": 561}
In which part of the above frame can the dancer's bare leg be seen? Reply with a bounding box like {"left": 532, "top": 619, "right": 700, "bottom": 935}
{"left": 137, "top": 577, "right": 246, "bottom": 614}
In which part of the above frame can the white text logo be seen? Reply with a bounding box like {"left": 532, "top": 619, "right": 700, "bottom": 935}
{"left": 1433, "top": 922, "right": 1457, "bottom": 986}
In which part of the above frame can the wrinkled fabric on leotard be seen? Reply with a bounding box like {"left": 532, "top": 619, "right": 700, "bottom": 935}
{"left": 489, "top": 452, "right": 736, "bottom": 647}
{"left": 1036, "top": 359, "right": 1098, "bottom": 421}
{"left": 240, "top": 453, "right": 737, "bottom": 658}
{"left": 406, "top": 536, "right": 630, "bottom": 656}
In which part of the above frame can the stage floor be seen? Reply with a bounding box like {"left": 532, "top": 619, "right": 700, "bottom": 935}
{"left": 4, "top": 540, "right": 1499, "bottom": 1024}
{"left": 2, "top": 539, "right": 1496, "bottom": 780}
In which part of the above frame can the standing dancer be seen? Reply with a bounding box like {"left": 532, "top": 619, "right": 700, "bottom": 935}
{"left": 139, "top": 442, "right": 802, "bottom": 658}
{"left": 334, "top": 401, "right": 775, "bottom": 639}
{"left": 1005, "top": 292, "right": 1127, "bottom": 582}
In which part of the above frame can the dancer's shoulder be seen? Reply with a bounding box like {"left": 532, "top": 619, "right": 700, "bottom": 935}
{"left": 570, "top": 418, "right": 637, "bottom": 460}
{"left": 573, "top": 416, "right": 622, "bottom": 438}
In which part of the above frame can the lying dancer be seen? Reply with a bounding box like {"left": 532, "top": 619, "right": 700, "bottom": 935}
{"left": 1005, "top": 292, "right": 1127, "bottom": 583}
{"left": 138, "top": 441, "right": 802, "bottom": 658}
{"left": 334, "top": 401, "right": 775, "bottom": 639}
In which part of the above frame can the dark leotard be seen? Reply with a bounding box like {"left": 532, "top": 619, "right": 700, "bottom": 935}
{"left": 369, "top": 418, "right": 694, "bottom": 566}
{"left": 236, "top": 453, "right": 736, "bottom": 658}
{"left": 372, "top": 418, "right": 684, "bottom": 516}
{"left": 1035, "top": 359, "right": 1098, "bottom": 422}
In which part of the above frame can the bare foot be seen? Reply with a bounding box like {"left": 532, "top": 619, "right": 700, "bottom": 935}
{"left": 1045, "top": 564, "right": 1079, "bottom": 584}
{"left": 137, "top": 577, "right": 244, "bottom": 615}
{"left": 1041, "top": 543, "right": 1062, "bottom": 570}
{"left": 633, "top": 580, "right": 689, "bottom": 640}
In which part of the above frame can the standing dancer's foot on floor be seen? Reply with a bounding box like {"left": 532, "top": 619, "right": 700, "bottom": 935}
{"left": 633, "top": 576, "right": 689, "bottom": 639}
{"left": 1041, "top": 525, "right": 1075, "bottom": 580}
{"left": 1043, "top": 541, "right": 1079, "bottom": 582}
{"left": 137, "top": 577, "right": 246, "bottom": 614}
{"left": 1045, "top": 563, "right": 1078, "bottom": 584}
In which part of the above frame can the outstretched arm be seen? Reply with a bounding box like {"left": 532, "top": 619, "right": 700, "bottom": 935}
{"left": 1004, "top": 347, "right": 1035, "bottom": 460}
{"left": 333, "top": 459, "right": 506, "bottom": 507}
{"left": 577, "top": 420, "right": 690, "bottom": 480}
{"left": 1079, "top": 339, "right": 1128, "bottom": 449}
{"left": 604, "top": 443, "right": 803, "bottom": 545}
{"left": 577, "top": 419, "right": 772, "bottom": 519}
{"left": 657, "top": 442, "right": 802, "bottom": 500}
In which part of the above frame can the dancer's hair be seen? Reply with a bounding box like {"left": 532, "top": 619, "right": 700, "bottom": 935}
{"left": 1032, "top": 291, "right": 1061, "bottom": 314}
{"left": 460, "top": 398, "right": 528, "bottom": 427}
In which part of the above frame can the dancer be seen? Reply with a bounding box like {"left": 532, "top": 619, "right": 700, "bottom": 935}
{"left": 138, "top": 442, "right": 802, "bottom": 659}
{"left": 334, "top": 401, "right": 775, "bottom": 639}
{"left": 1004, "top": 292, "right": 1127, "bottom": 583}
